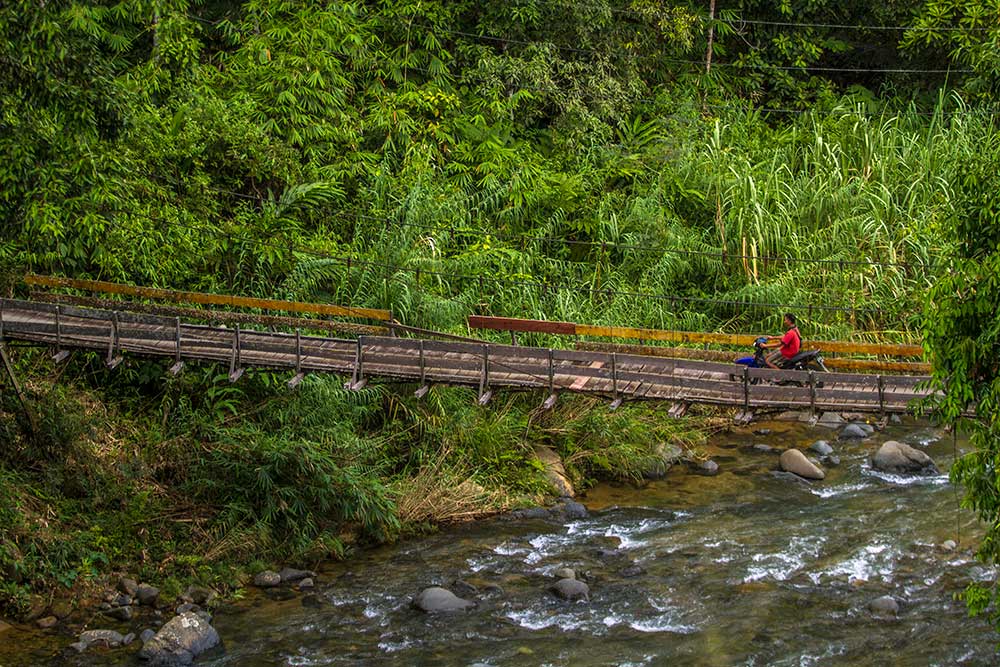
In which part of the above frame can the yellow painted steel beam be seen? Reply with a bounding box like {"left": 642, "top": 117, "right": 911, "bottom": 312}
{"left": 471, "top": 315, "right": 924, "bottom": 359}
{"left": 25, "top": 274, "right": 392, "bottom": 322}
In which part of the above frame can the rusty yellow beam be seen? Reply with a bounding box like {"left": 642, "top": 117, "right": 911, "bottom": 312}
{"left": 574, "top": 323, "right": 922, "bottom": 357}
{"left": 25, "top": 274, "right": 392, "bottom": 322}
{"left": 470, "top": 315, "right": 923, "bottom": 359}
{"left": 576, "top": 342, "right": 931, "bottom": 374}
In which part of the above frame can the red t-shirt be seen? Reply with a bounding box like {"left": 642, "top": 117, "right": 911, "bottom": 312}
{"left": 780, "top": 327, "right": 801, "bottom": 359}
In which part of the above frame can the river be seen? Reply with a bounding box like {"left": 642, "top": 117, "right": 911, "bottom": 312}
{"left": 4, "top": 417, "right": 996, "bottom": 665}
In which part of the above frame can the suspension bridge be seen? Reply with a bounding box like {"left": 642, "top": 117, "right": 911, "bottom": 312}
{"left": 0, "top": 277, "right": 938, "bottom": 422}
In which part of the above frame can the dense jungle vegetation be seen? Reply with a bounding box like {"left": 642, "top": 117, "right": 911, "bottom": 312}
{"left": 2, "top": 0, "right": 1000, "bottom": 627}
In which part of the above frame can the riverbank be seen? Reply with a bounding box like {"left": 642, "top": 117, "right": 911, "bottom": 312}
{"left": 0, "top": 348, "right": 709, "bottom": 632}
{"left": 1, "top": 413, "right": 989, "bottom": 665}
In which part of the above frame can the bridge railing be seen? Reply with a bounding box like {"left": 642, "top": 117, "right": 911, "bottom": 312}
{"left": 467, "top": 315, "right": 928, "bottom": 373}
{"left": 24, "top": 274, "right": 392, "bottom": 321}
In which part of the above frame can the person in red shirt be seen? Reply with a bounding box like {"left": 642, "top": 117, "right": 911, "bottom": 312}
{"left": 763, "top": 313, "right": 801, "bottom": 369}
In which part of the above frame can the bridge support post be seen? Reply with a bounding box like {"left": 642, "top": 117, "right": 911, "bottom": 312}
{"left": 414, "top": 340, "right": 430, "bottom": 398}
{"left": 877, "top": 375, "right": 886, "bottom": 417}
{"left": 288, "top": 328, "right": 305, "bottom": 389}
{"left": 808, "top": 370, "right": 817, "bottom": 415}
{"left": 349, "top": 336, "right": 367, "bottom": 391}
{"left": 52, "top": 305, "right": 70, "bottom": 363}
{"left": 0, "top": 342, "right": 37, "bottom": 435}
{"left": 609, "top": 352, "right": 623, "bottom": 410}
{"left": 106, "top": 312, "right": 123, "bottom": 369}
{"left": 742, "top": 366, "right": 750, "bottom": 412}
{"left": 228, "top": 325, "right": 244, "bottom": 382}
{"left": 478, "top": 344, "right": 492, "bottom": 406}
{"left": 168, "top": 317, "right": 184, "bottom": 376}
{"left": 541, "top": 348, "right": 557, "bottom": 410}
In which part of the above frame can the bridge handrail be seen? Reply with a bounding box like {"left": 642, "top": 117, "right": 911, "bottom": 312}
{"left": 25, "top": 274, "right": 392, "bottom": 322}
{"left": 468, "top": 315, "right": 924, "bottom": 359}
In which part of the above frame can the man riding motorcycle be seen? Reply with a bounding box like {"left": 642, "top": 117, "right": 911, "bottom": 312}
{"left": 762, "top": 313, "right": 800, "bottom": 369}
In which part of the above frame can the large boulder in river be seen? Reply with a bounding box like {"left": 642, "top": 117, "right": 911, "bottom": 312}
{"left": 871, "top": 441, "right": 939, "bottom": 476}
{"left": 412, "top": 587, "right": 475, "bottom": 613}
{"left": 533, "top": 445, "right": 574, "bottom": 497}
{"left": 779, "top": 449, "right": 825, "bottom": 480}
{"left": 138, "top": 612, "right": 220, "bottom": 665}
{"left": 550, "top": 578, "right": 590, "bottom": 602}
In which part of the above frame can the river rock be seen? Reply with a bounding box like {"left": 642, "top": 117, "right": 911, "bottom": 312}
{"left": 451, "top": 579, "right": 479, "bottom": 598}
{"left": 182, "top": 586, "right": 216, "bottom": 606}
{"left": 138, "top": 612, "right": 220, "bottom": 665}
{"left": 642, "top": 442, "right": 682, "bottom": 479}
{"left": 840, "top": 423, "right": 872, "bottom": 440}
{"left": 112, "top": 593, "right": 133, "bottom": 607}
{"left": 297, "top": 578, "right": 314, "bottom": 590}
{"left": 620, "top": 563, "right": 645, "bottom": 578}
{"left": 557, "top": 500, "right": 588, "bottom": 520}
{"left": 752, "top": 444, "right": 777, "bottom": 454}
{"left": 122, "top": 632, "right": 136, "bottom": 646}
{"left": 869, "top": 595, "right": 899, "bottom": 617}
{"left": 137, "top": 584, "right": 161, "bottom": 607}
{"left": 941, "top": 540, "right": 957, "bottom": 552}
{"left": 779, "top": 449, "right": 825, "bottom": 480}
{"left": 80, "top": 629, "right": 126, "bottom": 648}
{"left": 412, "top": 587, "right": 475, "bottom": 613}
{"left": 175, "top": 603, "right": 199, "bottom": 615}
{"left": 50, "top": 600, "right": 73, "bottom": 619}
{"left": 118, "top": 577, "right": 139, "bottom": 597}
{"left": 550, "top": 578, "right": 590, "bottom": 602}
{"left": 25, "top": 594, "right": 47, "bottom": 621}
{"left": 107, "top": 605, "right": 134, "bottom": 622}
{"left": 809, "top": 440, "right": 833, "bottom": 456}
{"left": 508, "top": 507, "right": 551, "bottom": 520}
{"left": 254, "top": 571, "right": 281, "bottom": 588}
{"left": 36, "top": 615, "right": 58, "bottom": 629}
{"left": 872, "top": 441, "right": 939, "bottom": 475}
{"left": 824, "top": 455, "right": 841, "bottom": 467}
{"left": 278, "top": 568, "right": 314, "bottom": 584}
{"left": 553, "top": 568, "right": 576, "bottom": 580}
{"left": 818, "top": 412, "right": 846, "bottom": 427}
{"left": 695, "top": 459, "right": 719, "bottom": 476}
{"left": 141, "top": 629, "right": 156, "bottom": 643}
{"left": 533, "top": 445, "right": 574, "bottom": 498}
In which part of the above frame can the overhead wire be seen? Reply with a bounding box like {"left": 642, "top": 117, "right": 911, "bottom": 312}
{"left": 194, "top": 183, "right": 946, "bottom": 272}
{"left": 93, "top": 212, "right": 899, "bottom": 319}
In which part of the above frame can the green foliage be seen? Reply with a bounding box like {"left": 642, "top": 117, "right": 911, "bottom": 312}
{"left": 922, "top": 143, "right": 1000, "bottom": 632}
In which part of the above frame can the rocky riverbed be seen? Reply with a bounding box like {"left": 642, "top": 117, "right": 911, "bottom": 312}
{"left": 1, "top": 415, "right": 995, "bottom": 666}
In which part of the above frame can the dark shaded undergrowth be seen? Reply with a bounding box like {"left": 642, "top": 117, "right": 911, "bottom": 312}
{"left": 0, "top": 348, "right": 705, "bottom": 619}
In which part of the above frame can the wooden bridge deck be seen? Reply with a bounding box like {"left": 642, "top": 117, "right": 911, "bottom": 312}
{"left": 0, "top": 299, "right": 936, "bottom": 416}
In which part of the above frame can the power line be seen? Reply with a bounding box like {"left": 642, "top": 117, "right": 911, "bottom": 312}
{"left": 719, "top": 15, "right": 992, "bottom": 32}
{"left": 86, "top": 214, "right": 899, "bottom": 318}
{"left": 193, "top": 184, "right": 945, "bottom": 272}
{"left": 534, "top": 0, "right": 991, "bottom": 31}
{"left": 404, "top": 22, "right": 974, "bottom": 74}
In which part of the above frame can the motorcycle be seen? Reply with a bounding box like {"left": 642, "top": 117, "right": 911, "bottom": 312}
{"left": 732, "top": 337, "right": 828, "bottom": 385}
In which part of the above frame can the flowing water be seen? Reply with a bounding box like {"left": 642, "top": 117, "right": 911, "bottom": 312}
{"left": 4, "top": 418, "right": 997, "bottom": 666}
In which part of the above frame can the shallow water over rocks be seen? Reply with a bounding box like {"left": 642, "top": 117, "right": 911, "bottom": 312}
{"left": 5, "top": 418, "right": 996, "bottom": 666}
